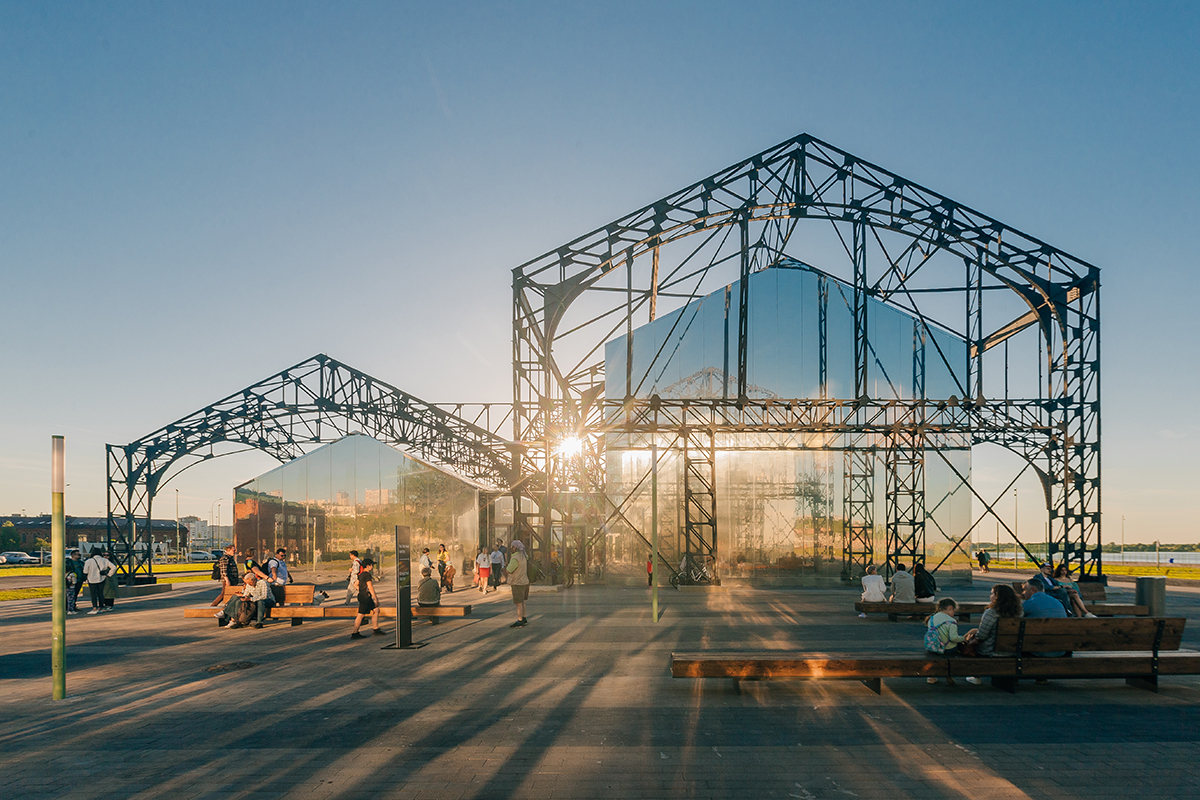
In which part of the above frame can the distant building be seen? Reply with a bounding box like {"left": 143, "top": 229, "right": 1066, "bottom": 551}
{"left": 0, "top": 515, "right": 189, "bottom": 552}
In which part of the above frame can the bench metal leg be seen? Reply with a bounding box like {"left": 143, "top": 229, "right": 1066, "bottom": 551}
{"left": 887, "top": 614, "right": 898, "bottom": 622}
{"left": 217, "top": 616, "right": 228, "bottom": 628}
{"left": 1126, "top": 676, "right": 1158, "bottom": 692}
{"left": 731, "top": 678, "right": 741, "bottom": 695}
{"left": 291, "top": 618, "right": 303, "bottom": 626}
{"left": 991, "top": 677, "right": 1017, "bottom": 694}
{"left": 860, "top": 678, "right": 882, "bottom": 694}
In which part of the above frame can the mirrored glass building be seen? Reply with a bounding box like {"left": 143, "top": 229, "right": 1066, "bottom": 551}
{"left": 601, "top": 262, "right": 972, "bottom": 585}
{"left": 233, "top": 434, "right": 486, "bottom": 578}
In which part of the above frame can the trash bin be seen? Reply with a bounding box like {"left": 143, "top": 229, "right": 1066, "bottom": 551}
{"left": 1135, "top": 576, "right": 1167, "bottom": 616}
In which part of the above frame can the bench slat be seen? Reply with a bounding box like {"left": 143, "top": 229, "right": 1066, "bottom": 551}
{"left": 993, "top": 617, "right": 1184, "bottom": 652}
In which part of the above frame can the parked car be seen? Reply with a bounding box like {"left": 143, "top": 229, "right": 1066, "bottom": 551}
{"left": 188, "top": 551, "right": 216, "bottom": 562}
{"left": 0, "top": 551, "right": 38, "bottom": 565}
{"left": 210, "top": 550, "right": 224, "bottom": 560}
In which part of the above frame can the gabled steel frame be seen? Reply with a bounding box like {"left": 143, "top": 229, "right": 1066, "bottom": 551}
{"left": 105, "top": 354, "right": 516, "bottom": 584}
{"left": 513, "top": 132, "right": 1101, "bottom": 579}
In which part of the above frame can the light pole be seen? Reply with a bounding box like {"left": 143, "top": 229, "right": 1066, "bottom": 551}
{"left": 175, "top": 489, "right": 180, "bottom": 563}
{"left": 1121, "top": 515, "right": 1125, "bottom": 566}
{"left": 1013, "top": 488, "right": 1019, "bottom": 568}
{"left": 210, "top": 499, "right": 222, "bottom": 554}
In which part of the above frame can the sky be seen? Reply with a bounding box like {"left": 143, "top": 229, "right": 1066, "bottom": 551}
{"left": 2, "top": 1, "right": 1197, "bottom": 544}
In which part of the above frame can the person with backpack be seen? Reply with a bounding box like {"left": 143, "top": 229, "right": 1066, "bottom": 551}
{"left": 210, "top": 544, "right": 240, "bottom": 606}
{"left": 265, "top": 547, "right": 292, "bottom": 607}
{"left": 924, "top": 598, "right": 970, "bottom": 684}
{"left": 242, "top": 548, "right": 269, "bottom": 581}
{"left": 83, "top": 548, "right": 116, "bottom": 615}
{"left": 506, "top": 540, "right": 530, "bottom": 628}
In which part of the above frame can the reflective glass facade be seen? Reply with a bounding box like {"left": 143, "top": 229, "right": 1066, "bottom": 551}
{"left": 603, "top": 264, "right": 972, "bottom": 585}
{"left": 233, "top": 434, "right": 483, "bottom": 577}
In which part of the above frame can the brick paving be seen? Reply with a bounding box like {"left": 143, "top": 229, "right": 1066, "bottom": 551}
{"left": 1, "top": 575, "right": 1198, "bottom": 799}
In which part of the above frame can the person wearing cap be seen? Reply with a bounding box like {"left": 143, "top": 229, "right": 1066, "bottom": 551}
{"left": 506, "top": 540, "right": 530, "bottom": 628}
{"left": 350, "top": 558, "right": 384, "bottom": 639}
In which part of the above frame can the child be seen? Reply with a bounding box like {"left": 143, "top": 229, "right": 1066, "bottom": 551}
{"left": 924, "top": 598, "right": 969, "bottom": 685}
{"left": 350, "top": 558, "right": 384, "bottom": 639}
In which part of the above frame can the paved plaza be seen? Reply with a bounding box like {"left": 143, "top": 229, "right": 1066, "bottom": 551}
{"left": 2, "top": 573, "right": 1199, "bottom": 799}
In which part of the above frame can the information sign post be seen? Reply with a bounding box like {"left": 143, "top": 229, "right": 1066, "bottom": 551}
{"left": 384, "top": 525, "right": 424, "bottom": 649}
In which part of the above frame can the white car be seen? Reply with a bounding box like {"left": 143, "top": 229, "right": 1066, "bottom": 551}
{"left": 0, "top": 551, "right": 38, "bottom": 565}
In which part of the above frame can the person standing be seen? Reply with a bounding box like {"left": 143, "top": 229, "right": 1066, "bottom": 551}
{"left": 436, "top": 544, "right": 449, "bottom": 583}
{"left": 417, "top": 566, "right": 442, "bottom": 625}
{"left": 211, "top": 544, "right": 240, "bottom": 607}
{"left": 242, "top": 548, "right": 269, "bottom": 581}
{"left": 647, "top": 554, "right": 653, "bottom": 587}
{"left": 489, "top": 543, "right": 504, "bottom": 591}
{"left": 419, "top": 548, "right": 435, "bottom": 576}
{"left": 350, "top": 558, "right": 384, "bottom": 639}
{"left": 475, "top": 546, "right": 491, "bottom": 593}
{"left": 266, "top": 547, "right": 291, "bottom": 606}
{"left": 507, "top": 540, "right": 530, "bottom": 628}
{"left": 83, "top": 548, "right": 115, "bottom": 615}
{"left": 345, "top": 550, "right": 362, "bottom": 605}
{"left": 65, "top": 549, "right": 85, "bottom": 615}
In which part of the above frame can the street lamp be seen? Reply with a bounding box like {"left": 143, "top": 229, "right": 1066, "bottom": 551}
{"left": 175, "top": 489, "right": 180, "bottom": 563}
{"left": 210, "top": 499, "right": 222, "bottom": 553}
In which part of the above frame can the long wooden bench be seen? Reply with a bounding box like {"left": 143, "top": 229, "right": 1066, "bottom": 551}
{"left": 183, "top": 584, "right": 319, "bottom": 626}
{"left": 1012, "top": 581, "right": 1149, "bottom": 616}
{"left": 855, "top": 601, "right": 986, "bottom": 622}
{"left": 672, "top": 617, "right": 1199, "bottom": 694}
{"left": 183, "top": 595, "right": 472, "bottom": 626}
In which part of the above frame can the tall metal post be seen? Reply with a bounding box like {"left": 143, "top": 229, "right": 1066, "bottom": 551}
{"left": 51, "top": 435, "right": 66, "bottom": 701}
{"left": 651, "top": 440, "right": 659, "bottom": 623}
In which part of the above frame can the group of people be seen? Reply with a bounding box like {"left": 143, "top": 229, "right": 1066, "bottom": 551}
{"left": 210, "top": 544, "right": 295, "bottom": 629}
{"left": 417, "top": 545, "right": 457, "bottom": 593}
{"left": 474, "top": 541, "right": 509, "bottom": 594}
{"left": 471, "top": 539, "right": 532, "bottom": 627}
{"left": 860, "top": 558, "right": 1101, "bottom": 685}
{"left": 62, "top": 548, "right": 118, "bottom": 615}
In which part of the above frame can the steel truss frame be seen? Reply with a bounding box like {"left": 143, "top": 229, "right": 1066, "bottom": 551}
{"left": 105, "top": 354, "right": 515, "bottom": 584}
{"left": 513, "top": 132, "right": 1101, "bottom": 579}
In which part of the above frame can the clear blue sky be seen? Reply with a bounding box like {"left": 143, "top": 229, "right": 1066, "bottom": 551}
{"left": 2, "top": 1, "right": 1197, "bottom": 543}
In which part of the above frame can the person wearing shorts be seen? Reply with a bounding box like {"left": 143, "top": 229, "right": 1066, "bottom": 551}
{"left": 475, "top": 546, "right": 491, "bottom": 593}
{"left": 350, "top": 558, "right": 383, "bottom": 639}
{"left": 507, "top": 540, "right": 530, "bottom": 628}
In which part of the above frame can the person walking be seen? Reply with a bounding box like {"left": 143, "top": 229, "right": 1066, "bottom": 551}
{"left": 350, "top": 558, "right": 384, "bottom": 639}
{"left": 475, "top": 546, "right": 491, "bottom": 593}
{"left": 489, "top": 543, "right": 504, "bottom": 591}
{"left": 506, "top": 540, "right": 530, "bottom": 628}
{"left": 83, "top": 548, "right": 115, "bottom": 615}
{"left": 417, "top": 566, "right": 442, "bottom": 624}
{"left": 345, "top": 550, "right": 362, "bottom": 605}
{"left": 65, "top": 549, "right": 85, "bottom": 615}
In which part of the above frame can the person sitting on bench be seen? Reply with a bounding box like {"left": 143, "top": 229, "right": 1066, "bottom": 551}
{"left": 1022, "top": 578, "right": 1068, "bottom": 659}
{"left": 925, "top": 598, "right": 969, "bottom": 685}
{"left": 913, "top": 562, "right": 937, "bottom": 603}
{"left": 417, "top": 566, "right": 442, "bottom": 624}
{"left": 216, "top": 572, "right": 271, "bottom": 629}
{"left": 1053, "top": 564, "right": 1098, "bottom": 618}
{"left": 890, "top": 563, "right": 916, "bottom": 603}
{"left": 858, "top": 565, "right": 887, "bottom": 617}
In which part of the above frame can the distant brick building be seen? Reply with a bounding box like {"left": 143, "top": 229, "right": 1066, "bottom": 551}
{"left": 0, "top": 515, "right": 189, "bottom": 553}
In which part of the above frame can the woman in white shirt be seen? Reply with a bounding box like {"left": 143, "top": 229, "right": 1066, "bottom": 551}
{"left": 858, "top": 564, "right": 887, "bottom": 617}
{"left": 83, "top": 549, "right": 116, "bottom": 615}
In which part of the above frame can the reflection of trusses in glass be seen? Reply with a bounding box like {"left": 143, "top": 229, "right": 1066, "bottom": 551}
{"left": 660, "top": 367, "right": 778, "bottom": 400}
{"left": 513, "top": 132, "right": 1101, "bottom": 579}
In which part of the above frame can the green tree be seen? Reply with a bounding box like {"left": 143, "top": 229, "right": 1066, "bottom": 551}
{"left": 0, "top": 521, "right": 19, "bottom": 551}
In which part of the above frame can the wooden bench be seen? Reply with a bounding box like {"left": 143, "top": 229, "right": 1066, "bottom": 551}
{"left": 184, "top": 595, "right": 472, "bottom": 627}
{"left": 855, "top": 601, "right": 987, "bottom": 622}
{"left": 183, "top": 584, "right": 317, "bottom": 626}
{"left": 1011, "top": 581, "right": 1149, "bottom": 616}
{"left": 672, "top": 617, "right": 1199, "bottom": 694}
